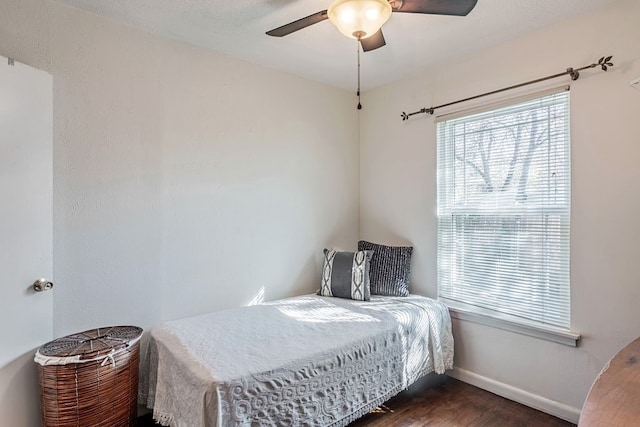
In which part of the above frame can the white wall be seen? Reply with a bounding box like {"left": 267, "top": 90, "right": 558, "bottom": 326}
{"left": 0, "top": 1, "right": 359, "bottom": 344}
{"left": 0, "top": 0, "right": 359, "bottom": 426}
{"left": 0, "top": 1, "right": 359, "bottom": 424}
{"left": 360, "top": 0, "right": 640, "bottom": 421}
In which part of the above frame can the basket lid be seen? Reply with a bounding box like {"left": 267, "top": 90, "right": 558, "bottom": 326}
{"left": 37, "top": 325, "right": 143, "bottom": 360}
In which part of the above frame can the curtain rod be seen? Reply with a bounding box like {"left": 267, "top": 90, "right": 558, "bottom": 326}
{"left": 400, "top": 55, "right": 613, "bottom": 121}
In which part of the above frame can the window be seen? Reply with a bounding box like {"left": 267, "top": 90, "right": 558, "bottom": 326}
{"left": 437, "top": 88, "right": 570, "bottom": 330}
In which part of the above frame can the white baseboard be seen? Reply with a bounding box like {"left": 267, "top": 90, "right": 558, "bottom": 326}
{"left": 447, "top": 367, "right": 581, "bottom": 424}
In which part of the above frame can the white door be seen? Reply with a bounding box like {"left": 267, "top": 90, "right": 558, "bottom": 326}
{"left": 0, "top": 56, "right": 53, "bottom": 426}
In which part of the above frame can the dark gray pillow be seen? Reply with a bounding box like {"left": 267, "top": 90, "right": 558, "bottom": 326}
{"left": 357, "top": 240, "right": 413, "bottom": 297}
{"left": 319, "top": 249, "right": 373, "bottom": 301}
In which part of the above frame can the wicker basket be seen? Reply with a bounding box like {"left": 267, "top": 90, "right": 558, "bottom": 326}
{"left": 34, "top": 326, "right": 143, "bottom": 427}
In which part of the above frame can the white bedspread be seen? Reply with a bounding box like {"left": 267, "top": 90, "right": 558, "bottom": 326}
{"left": 139, "top": 294, "right": 453, "bottom": 427}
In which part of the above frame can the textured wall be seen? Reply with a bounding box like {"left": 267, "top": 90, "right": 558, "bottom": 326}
{"left": 0, "top": 0, "right": 360, "bottom": 332}
{"left": 359, "top": 0, "right": 640, "bottom": 421}
{"left": 0, "top": 2, "right": 359, "bottom": 423}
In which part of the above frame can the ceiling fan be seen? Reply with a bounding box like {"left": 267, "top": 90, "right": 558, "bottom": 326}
{"left": 266, "top": 0, "right": 478, "bottom": 52}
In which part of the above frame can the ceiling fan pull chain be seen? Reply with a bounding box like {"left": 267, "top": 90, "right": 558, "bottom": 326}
{"left": 357, "top": 40, "right": 362, "bottom": 110}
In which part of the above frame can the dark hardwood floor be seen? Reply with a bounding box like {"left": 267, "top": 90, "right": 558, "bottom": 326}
{"left": 138, "top": 376, "right": 575, "bottom": 426}
{"left": 349, "top": 376, "right": 575, "bottom": 427}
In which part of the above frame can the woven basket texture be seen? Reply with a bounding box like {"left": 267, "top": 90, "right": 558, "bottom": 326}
{"left": 37, "top": 326, "right": 142, "bottom": 427}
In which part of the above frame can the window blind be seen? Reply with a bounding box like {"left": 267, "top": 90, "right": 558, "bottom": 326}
{"left": 437, "top": 89, "right": 570, "bottom": 329}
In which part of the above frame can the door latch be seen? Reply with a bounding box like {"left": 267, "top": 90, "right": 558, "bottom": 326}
{"left": 33, "top": 278, "right": 54, "bottom": 292}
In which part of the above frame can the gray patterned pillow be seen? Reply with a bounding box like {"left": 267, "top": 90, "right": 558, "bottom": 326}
{"left": 357, "top": 240, "right": 413, "bottom": 297}
{"left": 319, "top": 249, "right": 373, "bottom": 301}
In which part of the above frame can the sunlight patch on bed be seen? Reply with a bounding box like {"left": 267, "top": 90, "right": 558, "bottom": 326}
{"left": 362, "top": 298, "right": 441, "bottom": 382}
{"left": 269, "top": 297, "right": 380, "bottom": 323}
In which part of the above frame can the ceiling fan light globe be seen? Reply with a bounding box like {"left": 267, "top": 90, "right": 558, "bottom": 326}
{"left": 364, "top": 8, "right": 380, "bottom": 22}
{"left": 327, "top": 0, "right": 392, "bottom": 40}
{"left": 339, "top": 9, "right": 357, "bottom": 25}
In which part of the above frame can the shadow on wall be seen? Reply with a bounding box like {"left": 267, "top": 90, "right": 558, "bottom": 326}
{"left": 0, "top": 349, "right": 41, "bottom": 427}
{"left": 360, "top": 217, "right": 436, "bottom": 297}
{"left": 359, "top": 218, "right": 417, "bottom": 248}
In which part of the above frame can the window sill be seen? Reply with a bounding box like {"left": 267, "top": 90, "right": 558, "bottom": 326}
{"left": 443, "top": 300, "right": 581, "bottom": 347}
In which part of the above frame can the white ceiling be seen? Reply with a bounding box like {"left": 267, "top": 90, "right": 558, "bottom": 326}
{"left": 53, "top": 0, "right": 619, "bottom": 91}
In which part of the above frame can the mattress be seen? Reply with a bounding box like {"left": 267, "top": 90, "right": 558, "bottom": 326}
{"left": 139, "top": 294, "right": 453, "bottom": 426}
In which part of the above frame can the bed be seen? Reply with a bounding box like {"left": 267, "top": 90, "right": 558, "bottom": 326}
{"left": 139, "top": 294, "right": 453, "bottom": 426}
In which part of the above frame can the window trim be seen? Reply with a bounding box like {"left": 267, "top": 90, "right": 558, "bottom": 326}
{"left": 443, "top": 298, "right": 580, "bottom": 347}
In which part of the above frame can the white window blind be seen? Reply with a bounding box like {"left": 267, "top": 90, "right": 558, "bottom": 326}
{"left": 437, "top": 88, "right": 570, "bottom": 329}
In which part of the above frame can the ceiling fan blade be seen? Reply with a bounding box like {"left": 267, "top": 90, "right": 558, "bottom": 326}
{"left": 390, "top": 0, "right": 478, "bottom": 16}
{"left": 360, "top": 29, "right": 386, "bottom": 52}
{"left": 266, "top": 10, "right": 328, "bottom": 37}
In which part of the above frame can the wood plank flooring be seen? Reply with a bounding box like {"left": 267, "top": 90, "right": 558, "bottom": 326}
{"left": 350, "top": 376, "right": 575, "bottom": 427}
{"left": 138, "top": 376, "right": 576, "bottom": 426}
